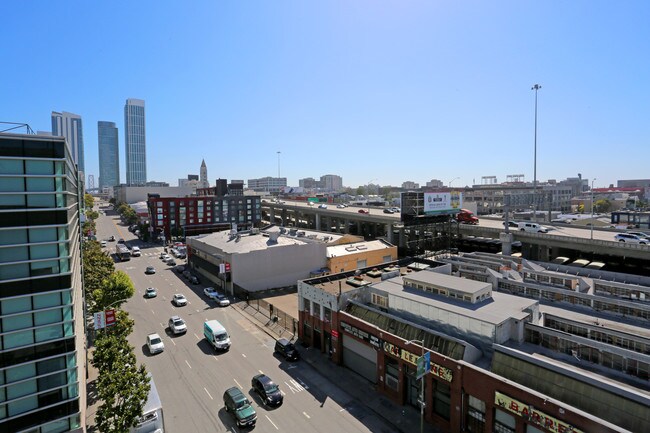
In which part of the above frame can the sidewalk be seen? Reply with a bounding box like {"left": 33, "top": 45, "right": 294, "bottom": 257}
{"left": 233, "top": 300, "right": 442, "bottom": 433}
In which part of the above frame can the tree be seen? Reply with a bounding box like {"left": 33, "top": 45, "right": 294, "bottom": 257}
{"left": 594, "top": 199, "right": 611, "bottom": 213}
{"left": 82, "top": 241, "right": 115, "bottom": 311}
{"left": 84, "top": 193, "right": 95, "bottom": 209}
{"left": 92, "top": 333, "right": 150, "bottom": 433}
{"left": 91, "top": 271, "right": 135, "bottom": 313}
{"left": 86, "top": 209, "right": 100, "bottom": 221}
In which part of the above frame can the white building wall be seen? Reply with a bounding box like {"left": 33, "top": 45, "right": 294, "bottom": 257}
{"left": 233, "top": 243, "right": 327, "bottom": 292}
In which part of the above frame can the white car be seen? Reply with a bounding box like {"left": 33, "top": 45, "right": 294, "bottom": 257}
{"left": 627, "top": 231, "right": 650, "bottom": 240}
{"left": 615, "top": 233, "right": 649, "bottom": 244}
{"left": 213, "top": 293, "right": 231, "bottom": 307}
{"left": 146, "top": 333, "right": 165, "bottom": 354}
{"left": 161, "top": 254, "right": 172, "bottom": 263}
{"left": 336, "top": 204, "right": 346, "bottom": 208}
{"left": 203, "top": 287, "right": 218, "bottom": 299}
{"left": 172, "top": 294, "right": 188, "bottom": 306}
{"left": 100, "top": 240, "right": 107, "bottom": 247}
{"left": 168, "top": 316, "right": 187, "bottom": 335}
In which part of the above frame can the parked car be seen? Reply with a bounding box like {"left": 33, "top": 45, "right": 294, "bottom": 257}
{"left": 175, "top": 265, "right": 186, "bottom": 274}
{"left": 117, "top": 238, "right": 125, "bottom": 244}
{"left": 167, "top": 259, "right": 177, "bottom": 267}
{"left": 213, "top": 293, "right": 230, "bottom": 307}
{"left": 203, "top": 287, "right": 218, "bottom": 299}
{"left": 172, "top": 294, "right": 188, "bottom": 306}
{"left": 146, "top": 333, "right": 164, "bottom": 354}
{"left": 168, "top": 316, "right": 187, "bottom": 335}
{"left": 358, "top": 209, "right": 369, "bottom": 214}
{"left": 615, "top": 233, "right": 649, "bottom": 244}
{"left": 159, "top": 252, "right": 166, "bottom": 259}
{"left": 189, "top": 275, "right": 200, "bottom": 285}
{"left": 251, "top": 374, "right": 283, "bottom": 407}
{"left": 161, "top": 254, "right": 172, "bottom": 262}
{"left": 223, "top": 387, "right": 257, "bottom": 428}
{"left": 182, "top": 270, "right": 191, "bottom": 279}
{"left": 274, "top": 338, "right": 300, "bottom": 361}
{"left": 145, "top": 287, "right": 157, "bottom": 298}
{"left": 145, "top": 266, "right": 156, "bottom": 275}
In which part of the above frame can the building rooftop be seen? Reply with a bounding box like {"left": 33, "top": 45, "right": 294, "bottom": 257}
{"left": 403, "top": 271, "right": 491, "bottom": 296}
{"left": 327, "top": 239, "right": 394, "bottom": 258}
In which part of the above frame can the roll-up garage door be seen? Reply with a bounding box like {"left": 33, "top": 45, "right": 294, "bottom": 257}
{"left": 342, "top": 335, "right": 377, "bottom": 383}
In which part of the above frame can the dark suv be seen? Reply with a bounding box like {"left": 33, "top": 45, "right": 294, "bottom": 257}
{"left": 223, "top": 387, "right": 257, "bottom": 428}
{"left": 274, "top": 338, "right": 300, "bottom": 361}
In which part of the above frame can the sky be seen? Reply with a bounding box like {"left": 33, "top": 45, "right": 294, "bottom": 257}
{"left": 2, "top": 1, "right": 649, "bottom": 190}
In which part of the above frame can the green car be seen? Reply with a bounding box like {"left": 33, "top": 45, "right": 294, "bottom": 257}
{"left": 223, "top": 387, "right": 257, "bottom": 428}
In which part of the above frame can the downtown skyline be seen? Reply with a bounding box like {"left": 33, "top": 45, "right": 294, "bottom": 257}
{"left": 2, "top": 1, "right": 649, "bottom": 189}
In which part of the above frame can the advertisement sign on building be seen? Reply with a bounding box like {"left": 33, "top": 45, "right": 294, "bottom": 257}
{"left": 495, "top": 391, "right": 583, "bottom": 433}
{"left": 341, "top": 322, "right": 381, "bottom": 348}
{"left": 423, "top": 192, "right": 463, "bottom": 215}
{"left": 383, "top": 341, "right": 453, "bottom": 382}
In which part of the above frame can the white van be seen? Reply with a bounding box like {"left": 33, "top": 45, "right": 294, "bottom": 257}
{"left": 204, "top": 320, "right": 231, "bottom": 351}
{"left": 517, "top": 222, "right": 548, "bottom": 233}
{"left": 131, "top": 246, "right": 141, "bottom": 257}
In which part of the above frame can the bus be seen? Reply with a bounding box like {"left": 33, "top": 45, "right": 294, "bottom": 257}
{"left": 130, "top": 373, "right": 164, "bottom": 433}
{"left": 115, "top": 244, "right": 131, "bottom": 261}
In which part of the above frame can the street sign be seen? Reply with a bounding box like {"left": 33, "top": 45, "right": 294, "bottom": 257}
{"left": 93, "top": 312, "right": 106, "bottom": 330}
{"left": 416, "top": 351, "right": 431, "bottom": 380}
{"left": 105, "top": 309, "right": 116, "bottom": 327}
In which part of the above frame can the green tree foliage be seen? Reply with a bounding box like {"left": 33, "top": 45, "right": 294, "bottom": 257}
{"left": 82, "top": 241, "right": 115, "bottom": 311}
{"left": 109, "top": 197, "right": 116, "bottom": 205}
{"left": 86, "top": 209, "right": 100, "bottom": 221}
{"left": 92, "top": 333, "right": 150, "bottom": 433}
{"left": 82, "top": 219, "right": 97, "bottom": 237}
{"left": 92, "top": 271, "right": 135, "bottom": 313}
{"left": 594, "top": 199, "right": 611, "bottom": 213}
{"left": 84, "top": 193, "right": 95, "bottom": 209}
{"left": 116, "top": 203, "right": 129, "bottom": 215}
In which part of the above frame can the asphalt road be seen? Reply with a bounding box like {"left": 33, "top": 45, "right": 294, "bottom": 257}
{"left": 94, "top": 203, "right": 390, "bottom": 433}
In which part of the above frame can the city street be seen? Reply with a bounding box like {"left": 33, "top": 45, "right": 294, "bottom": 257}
{"left": 93, "top": 206, "right": 392, "bottom": 432}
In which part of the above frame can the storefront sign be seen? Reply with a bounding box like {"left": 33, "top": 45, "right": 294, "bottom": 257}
{"left": 331, "top": 330, "right": 339, "bottom": 339}
{"left": 341, "top": 322, "right": 381, "bottom": 348}
{"left": 495, "top": 391, "right": 583, "bottom": 433}
{"left": 383, "top": 342, "right": 453, "bottom": 382}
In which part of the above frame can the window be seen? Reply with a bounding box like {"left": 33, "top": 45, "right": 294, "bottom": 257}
{"left": 371, "top": 293, "right": 388, "bottom": 308}
{"left": 432, "top": 380, "right": 450, "bottom": 420}
{"left": 303, "top": 298, "right": 310, "bottom": 313}
{"left": 466, "top": 395, "right": 486, "bottom": 432}
{"left": 385, "top": 356, "right": 399, "bottom": 391}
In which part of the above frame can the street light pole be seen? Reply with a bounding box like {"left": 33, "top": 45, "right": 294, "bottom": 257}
{"left": 531, "top": 84, "right": 542, "bottom": 223}
{"left": 277, "top": 151, "right": 281, "bottom": 179}
{"left": 406, "top": 339, "right": 426, "bottom": 433}
{"left": 591, "top": 178, "right": 596, "bottom": 240}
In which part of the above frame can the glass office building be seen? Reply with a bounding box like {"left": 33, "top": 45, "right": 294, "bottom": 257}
{"left": 124, "top": 99, "right": 146, "bottom": 186}
{"left": 97, "top": 121, "right": 120, "bottom": 190}
{"left": 0, "top": 133, "right": 84, "bottom": 433}
{"left": 51, "top": 112, "right": 84, "bottom": 176}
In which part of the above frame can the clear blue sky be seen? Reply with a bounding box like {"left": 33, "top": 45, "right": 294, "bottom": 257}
{"left": 3, "top": 1, "right": 649, "bottom": 189}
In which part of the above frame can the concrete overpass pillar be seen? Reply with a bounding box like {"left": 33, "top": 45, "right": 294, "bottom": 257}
{"left": 399, "top": 227, "right": 405, "bottom": 248}
{"left": 387, "top": 223, "right": 394, "bottom": 244}
{"left": 345, "top": 219, "right": 351, "bottom": 234}
{"left": 315, "top": 214, "right": 321, "bottom": 231}
{"left": 269, "top": 208, "right": 275, "bottom": 224}
{"left": 500, "top": 232, "right": 514, "bottom": 256}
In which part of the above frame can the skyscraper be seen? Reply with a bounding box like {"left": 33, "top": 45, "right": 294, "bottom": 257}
{"left": 51, "top": 111, "right": 85, "bottom": 174}
{"left": 98, "top": 121, "right": 120, "bottom": 190}
{"left": 124, "top": 98, "right": 146, "bottom": 186}
{"left": 200, "top": 159, "right": 209, "bottom": 188}
{"left": 0, "top": 132, "right": 85, "bottom": 432}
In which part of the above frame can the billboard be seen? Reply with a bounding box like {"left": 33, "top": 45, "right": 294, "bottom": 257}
{"left": 423, "top": 192, "right": 463, "bottom": 215}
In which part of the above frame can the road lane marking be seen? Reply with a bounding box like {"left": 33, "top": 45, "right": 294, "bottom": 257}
{"left": 151, "top": 310, "right": 155, "bottom": 315}
{"left": 265, "top": 415, "right": 279, "bottom": 430}
{"left": 303, "top": 412, "right": 310, "bottom": 419}
{"left": 194, "top": 333, "right": 200, "bottom": 340}
{"left": 204, "top": 387, "right": 213, "bottom": 400}
{"left": 213, "top": 355, "right": 219, "bottom": 361}
{"left": 259, "top": 370, "right": 264, "bottom": 375}
{"left": 241, "top": 353, "right": 247, "bottom": 358}
{"left": 234, "top": 379, "right": 242, "bottom": 388}
{"left": 185, "top": 360, "right": 192, "bottom": 369}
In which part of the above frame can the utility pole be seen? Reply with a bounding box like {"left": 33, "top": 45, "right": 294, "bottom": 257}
{"left": 532, "top": 84, "right": 542, "bottom": 223}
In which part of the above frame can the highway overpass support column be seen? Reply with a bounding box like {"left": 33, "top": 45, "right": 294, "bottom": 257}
{"left": 269, "top": 208, "right": 275, "bottom": 224}
{"left": 386, "top": 223, "right": 394, "bottom": 244}
{"left": 500, "top": 232, "right": 513, "bottom": 256}
{"left": 345, "top": 219, "right": 351, "bottom": 234}
{"left": 315, "top": 213, "right": 321, "bottom": 231}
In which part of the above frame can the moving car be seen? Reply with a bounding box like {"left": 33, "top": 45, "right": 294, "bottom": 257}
{"left": 203, "top": 287, "right": 218, "bottom": 299}
{"left": 145, "top": 266, "right": 156, "bottom": 275}
{"left": 336, "top": 204, "right": 346, "bottom": 208}
{"left": 146, "top": 333, "right": 165, "bottom": 354}
{"left": 168, "top": 316, "right": 187, "bottom": 335}
{"left": 213, "top": 293, "right": 230, "bottom": 307}
{"left": 100, "top": 240, "right": 107, "bottom": 247}
{"left": 108, "top": 235, "right": 115, "bottom": 241}
{"left": 274, "top": 338, "right": 300, "bottom": 361}
{"left": 517, "top": 222, "right": 548, "bottom": 233}
{"left": 627, "top": 231, "right": 650, "bottom": 240}
{"left": 318, "top": 204, "right": 327, "bottom": 209}
{"left": 131, "top": 246, "right": 141, "bottom": 257}
{"left": 251, "top": 374, "right": 283, "bottom": 407}
{"left": 204, "top": 320, "right": 231, "bottom": 351}
{"left": 383, "top": 208, "right": 394, "bottom": 214}
{"left": 615, "top": 233, "right": 649, "bottom": 244}
{"left": 223, "top": 387, "right": 257, "bottom": 428}
{"left": 172, "top": 294, "right": 187, "bottom": 306}
{"left": 358, "top": 209, "right": 369, "bottom": 214}
{"left": 502, "top": 221, "right": 519, "bottom": 228}
{"left": 145, "top": 287, "right": 157, "bottom": 298}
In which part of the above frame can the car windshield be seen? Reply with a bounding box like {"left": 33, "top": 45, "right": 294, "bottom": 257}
{"left": 150, "top": 337, "right": 161, "bottom": 345}
{"left": 215, "top": 332, "right": 229, "bottom": 342}
{"left": 173, "top": 319, "right": 184, "bottom": 326}
{"left": 147, "top": 288, "right": 155, "bottom": 293}
{"left": 235, "top": 398, "right": 250, "bottom": 410}
{"left": 264, "top": 383, "right": 279, "bottom": 393}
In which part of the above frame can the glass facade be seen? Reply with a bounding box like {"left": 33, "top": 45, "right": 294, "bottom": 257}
{"left": 97, "top": 121, "right": 119, "bottom": 190}
{"left": 0, "top": 134, "right": 82, "bottom": 433}
{"left": 124, "top": 99, "right": 146, "bottom": 186}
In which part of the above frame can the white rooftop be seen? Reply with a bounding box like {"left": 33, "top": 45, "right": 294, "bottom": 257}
{"left": 403, "top": 271, "right": 491, "bottom": 295}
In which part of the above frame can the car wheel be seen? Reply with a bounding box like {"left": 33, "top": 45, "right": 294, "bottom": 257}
{"left": 619, "top": 239, "right": 625, "bottom": 242}
{"left": 520, "top": 229, "right": 525, "bottom": 231}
